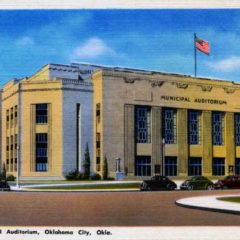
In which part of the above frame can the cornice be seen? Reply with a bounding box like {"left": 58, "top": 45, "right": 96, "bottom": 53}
{"left": 102, "top": 70, "right": 240, "bottom": 92}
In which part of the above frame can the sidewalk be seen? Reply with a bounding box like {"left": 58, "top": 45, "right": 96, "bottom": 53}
{"left": 176, "top": 194, "right": 240, "bottom": 214}
{"left": 10, "top": 180, "right": 142, "bottom": 191}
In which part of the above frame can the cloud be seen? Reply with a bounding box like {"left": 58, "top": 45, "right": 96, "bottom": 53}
{"left": 16, "top": 36, "right": 35, "bottom": 46}
{"left": 71, "top": 38, "right": 114, "bottom": 59}
{"left": 206, "top": 56, "right": 240, "bottom": 72}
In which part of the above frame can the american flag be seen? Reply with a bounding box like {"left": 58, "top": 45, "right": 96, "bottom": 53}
{"left": 195, "top": 36, "right": 210, "bottom": 55}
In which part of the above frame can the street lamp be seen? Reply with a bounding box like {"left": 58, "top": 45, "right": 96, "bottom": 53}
{"left": 162, "top": 138, "right": 165, "bottom": 176}
{"left": 16, "top": 145, "right": 20, "bottom": 188}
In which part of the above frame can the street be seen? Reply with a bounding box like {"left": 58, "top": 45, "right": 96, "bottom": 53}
{"left": 0, "top": 190, "right": 239, "bottom": 226}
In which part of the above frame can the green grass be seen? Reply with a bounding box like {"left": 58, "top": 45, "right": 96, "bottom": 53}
{"left": 27, "top": 183, "right": 141, "bottom": 190}
{"left": 218, "top": 197, "right": 240, "bottom": 203}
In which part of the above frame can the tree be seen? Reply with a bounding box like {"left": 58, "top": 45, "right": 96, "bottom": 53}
{"left": 103, "top": 156, "right": 108, "bottom": 180}
{"left": 83, "top": 143, "right": 90, "bottom": 179}
{"left": 2, "top": 163, "right": 6, "bottom": 180}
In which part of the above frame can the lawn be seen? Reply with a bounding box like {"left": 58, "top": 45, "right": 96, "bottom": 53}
{"left": 27, "top": 182, "right": 141, "bottom": 190}
{"left": 217, "top": 196, "right": 240, "bottom": 203}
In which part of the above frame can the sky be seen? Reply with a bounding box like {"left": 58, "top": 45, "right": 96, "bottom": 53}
{"left": 1, "top": 10, "right": 240, "bottom": 85}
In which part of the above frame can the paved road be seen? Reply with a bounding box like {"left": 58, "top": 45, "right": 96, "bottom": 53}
{"left": 0, "top": 190, "right": 240, "bottom": 226}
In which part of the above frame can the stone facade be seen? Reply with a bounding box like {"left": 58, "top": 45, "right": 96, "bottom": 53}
{"left": 1, "top": 64, "right": 93, "bottom": 180}
{"left": 92, "top": 68, "right": 240, "bottom": 179}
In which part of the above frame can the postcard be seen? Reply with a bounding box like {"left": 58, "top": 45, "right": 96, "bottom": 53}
{"left": 0, "top": 1, "right": 240, "bottom": 240}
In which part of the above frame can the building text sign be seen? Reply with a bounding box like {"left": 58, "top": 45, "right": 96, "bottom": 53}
{"left": 161, "top": 95, "right": 227, "bottom": 105}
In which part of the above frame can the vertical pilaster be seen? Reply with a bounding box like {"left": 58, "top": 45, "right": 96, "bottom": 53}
{"left": 152, "top": 106, "right": 162, "bottom": 175}
{"left": 177, "top": 109, "right": 188, "bottom": 176}
{"left": 124, "top": 105, "right": 135, "bottom": 175}
{"left": 225, "top": 112, "right": 235, "bottom": 175}
{"left": 202, "top": 110, "right": 212, "bottom": 176}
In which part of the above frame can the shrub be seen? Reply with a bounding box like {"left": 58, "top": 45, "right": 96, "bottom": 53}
{"left": 83, "top": 143, "right": 91, "bottom": 179}
{"left": 103, "top": 156, "right": 108, "bottom": 180}
{"left": 90, "top": 173, "right": 101, "bottom": 180}
{"left": 65, "top": 169, "right": 79, "bottom": 180}
{"left": 6, "top": 174, "right": 16, "bottom": 181}
{"left": 107, "top": 177, "right": 115, "bottom": 181}
{"left": 2, "top": 163, "right": 6, "bottom": 180}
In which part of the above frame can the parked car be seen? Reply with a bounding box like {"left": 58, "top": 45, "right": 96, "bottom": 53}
{"left": 140, "top": 175, "right": 177, "bottom": 191}
{"left": 180, "top": 176, "right": 214, "bottom": 190}
{"left": 0, "top": 180, "right": 10, "bottom": 191}
{"left": 214, "top": 175, "right": 240, "bottom": 189}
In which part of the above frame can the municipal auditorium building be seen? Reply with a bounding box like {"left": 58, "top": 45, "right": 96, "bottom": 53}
{"left": 2, "top": 63, "right": 240, "bottom": 180}
{"left": 92, "top": 67, "right": 240, "bottom": 179}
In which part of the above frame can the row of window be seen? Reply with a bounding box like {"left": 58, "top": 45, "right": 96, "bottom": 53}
{"left": 6, "top": 105, "right": 18, "bottom": 128}
{"left": 6, "top": 103, "right": 48, "bottom": 127}
{"left": 135, "top": 156, "right": 240, "bottom": 177}
{"left": 36, "top": 133, "right": 48, "bottom": 172}
{"left": 135, "top": 107, "right": 239, "bottom": 146}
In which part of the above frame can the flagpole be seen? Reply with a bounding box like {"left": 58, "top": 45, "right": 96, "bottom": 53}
{"left": 194, "top": 33, "right": 197, "bottom": 77}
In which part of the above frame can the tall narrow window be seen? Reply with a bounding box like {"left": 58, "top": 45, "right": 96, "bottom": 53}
{"left": 14, "top": 105, "right": 18, "bottom": 126}
{"left": 36, "top": 133, "right": 48, "bottom": 172}
{"left": 36, "top": 104, "right": 48, "bottom": 124}
{"left": 6, "top": 110, "right": 9, "bottom": 128}
{"left": 96, "top": 133, "right": 101, "bottom": 172}
{"left": 188, "top": 157, "right": 202, "bottom": 176}
{"left": 10, "top": 107, "right": 13, "bottom": 127}
{"left": 14, "top": 134, "right": 18, "bottom": 150}
{"left": 212, "top": 112, "right": 224, "bottom": 145}
{"left": 96, "top": 103, "right": 101, "bottom": 123}
{"left": 135, "top": 156, "right": 151, "bottom": 176}
{"left": 236, "top": 158, "right": 240, "bottom": 175}
{"left": 188, "top": 110, "right": 201, "bottom": 145}
{"left": 163, "top": 108, "right": 176, "bottom": 144}
{"left": 212, "top": 158, "right": 225, "bottom": 176}
{"left": 135, "top": 106, "right": 151, "bottom": 143}
{"left": 165, "top": 157, "right": 177, "bottom": 176}
{"left": 76, "top": 103, "right": 80, "bottom": 170}
{"left": 235, "top": 113, "right": 240, "bottom": 146}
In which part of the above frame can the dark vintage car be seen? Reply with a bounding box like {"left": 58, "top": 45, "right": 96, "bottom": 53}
{"left": 0, "top": 180, "right": 10, "bottom": 191}
{"left": 180, "top": 176, "right": 214, "bottom": 190}
{"left": 214, "top": 175, "right": 240, "bottom": 189}
{"left": 140, "top": 176, "right": 177, "bottom": 191}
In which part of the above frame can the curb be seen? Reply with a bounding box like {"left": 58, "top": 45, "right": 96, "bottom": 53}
{"left": 175, "top": 200, "right": 240, "bottom": 215}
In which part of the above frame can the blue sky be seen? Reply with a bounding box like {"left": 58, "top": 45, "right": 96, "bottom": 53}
{"left": 1, "top": 10, "right": 240, "bottom": 85}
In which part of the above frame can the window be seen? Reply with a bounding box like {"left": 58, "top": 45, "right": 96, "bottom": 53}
{"left": 188, "top": 157, "right": 202, "bottom": 176}
{"left": 10, "top": 136, "right": 13, "bottom": 150}
{"left": 14, "top": 134, "right": 18, "bottom": 150}
{"left": 6, "top": 137, "right": 9, "bottom": 151}
{"left": 236, "top": 159, "right": 240, "bottom": 175}
{"left": 36, "top": 104, "right": 48, "bottom": 124}
{"left": 96, "top": 133, "right": 101, "bottom": 148}
{"left": 212, "top": 158, "right": 225, "bottom": 176}
{"left": 6, "top": 110, "right": 9, "bottom": 128}
{"left": 188, "top": 110, "right": 201, "bottom": 145}
{"left": 96, "top": 103, "right": 100, "bottom": 122}
{"left": 10, "top": 159, "right": 13, "bottom": 172}
{"left": 135, "top": 106, "right": 151, "bottom": 143}
{"left": 235, "top": 113, "right": 240, "bottom": 146}
{"left": 14, "top": 105, "right": 18, "bottom": 125}
{"left": 14, "top": 158, "right": 17, "bottom": 172}
{"left": 36, "top": 133, "right": 48, "bottom": 172}
{"left": 10, "top": 108, "right": 13, "bottom": 127}
{"left": 212, "top": 112, "right": 224, "bottom": 145}
{"left": 163, "top": 108, "right": 177, "bottom": 144}
{"left": 165, "top": 157, "right": 177, "bottom": 176}
{"left": 6, "top": 159, "right": 9, "bottom": 172}
{"left": 135, "top": 156, "right": 151, "bottom": 176}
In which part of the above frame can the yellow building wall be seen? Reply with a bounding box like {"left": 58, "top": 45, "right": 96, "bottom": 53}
{"left": 2, "top": 77, "right": 64, "bottom": 178}
{"left": 2, "top": 83, "right": 18, "bottom": 175}
{"left": 20, "top": 81, "right": 63, "bottom": 177}
{"left": 92, "top": 70, "right": 104, "bottom": 174}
